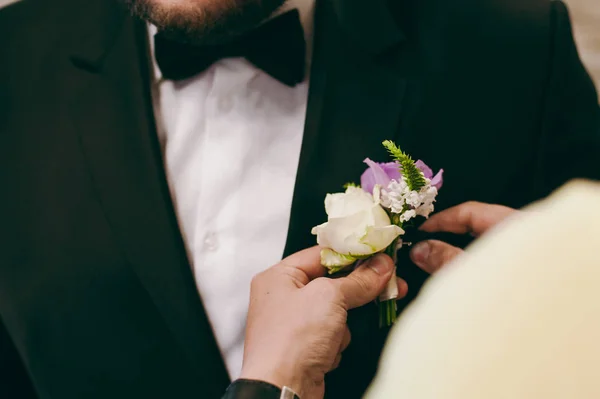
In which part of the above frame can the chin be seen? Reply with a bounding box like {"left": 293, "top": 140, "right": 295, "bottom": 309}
{"left": 124, "top": 0, "right": 287, "bottom": 44}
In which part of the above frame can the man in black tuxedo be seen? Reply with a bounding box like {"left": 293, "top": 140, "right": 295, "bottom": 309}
{"left": 1, "top": 0, "right": 599, "bottom": 398}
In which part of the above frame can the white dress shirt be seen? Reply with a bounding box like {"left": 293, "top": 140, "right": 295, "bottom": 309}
{"left": 147, "top": 0, "right": 315, "bottom": 378}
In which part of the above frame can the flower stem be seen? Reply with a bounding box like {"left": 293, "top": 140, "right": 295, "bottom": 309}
{"left": 378, "top": 299, "right": 397, "bottom": 328}
{"left": 378, "top": 239, "right": 399, "bottom": 328}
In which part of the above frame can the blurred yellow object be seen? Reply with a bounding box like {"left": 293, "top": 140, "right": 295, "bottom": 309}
{"left": 366, "top": 180, "right": 600, "bottom": 399}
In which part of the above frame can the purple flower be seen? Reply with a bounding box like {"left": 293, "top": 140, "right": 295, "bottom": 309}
{"left": 360, "top": 158, "right": 444, "bottom": 194}
{"left": 360, "top": 159, "right": 400, "bottom": 194}
{"left": 415, "top": 160, "right": 444, "bottom": 190}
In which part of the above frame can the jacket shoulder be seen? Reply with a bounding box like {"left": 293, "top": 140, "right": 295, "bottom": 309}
{"left": 395, "top": 0, "right": 568, "bottom": 78}
{"left": 393, "top": 0, "right": 571, "bottom": 48}
{"left": 0, "top": 0, "right": 130, "bottom": 79}
{"left": 0, "top": 0, "right": 67, "bottom": 72}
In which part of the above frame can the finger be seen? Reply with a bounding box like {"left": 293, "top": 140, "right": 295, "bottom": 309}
{"left": 340, "top": 327, "right": 351, "bottom": 352}
{"left": 396, "top": 277, "right": 408, "bottom": 299}
{"left": 420, "top": 202, "right": 515, "bottom": 236}
{"left": 279, "top": 246, "right": 326, "bottom": 282}
{"left": 331, "top": 354, "right": 342, "bottom": 371}
{"left": 335, "top": 254, "right": 394, "bottom": 309}
{"left": 410, "top": 240, "right": 463, "bottom": 274}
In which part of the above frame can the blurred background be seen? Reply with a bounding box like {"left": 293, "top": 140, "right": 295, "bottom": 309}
{"left": 0, "top": 0, "right": 598, "bottom": 89}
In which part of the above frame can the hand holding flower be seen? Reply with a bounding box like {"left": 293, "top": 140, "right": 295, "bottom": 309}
{"left": 241, "top": 247, "right": 406, "bottom": 398}
{"left": 312, "top": 140, "right": 444, "bottom": 327}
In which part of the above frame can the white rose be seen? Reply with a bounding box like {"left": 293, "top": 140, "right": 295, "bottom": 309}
{"left": 311, "top": 186, "right": 404, "bottom": 272}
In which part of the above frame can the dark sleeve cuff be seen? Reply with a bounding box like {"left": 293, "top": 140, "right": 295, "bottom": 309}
{"left": 222, "top": 379, "right": 282, "bottom": 399}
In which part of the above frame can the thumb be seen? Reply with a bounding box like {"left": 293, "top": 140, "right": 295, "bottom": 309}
{"left": 410, "top": 240, "right": 463, "bottom": 274}
{"left": 335, "top": 254, "right": 395, "bottom": 309}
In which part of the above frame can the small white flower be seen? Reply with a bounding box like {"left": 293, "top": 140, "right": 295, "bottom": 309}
{"left": 311, "top": 186, "right": 404, "bottom": 271}
{"left": 380, "top": 178, "right": 439, "bottom": 222}
{"left": 414, "top": 186, "right": 438, "bottom": 219}
{"left": 400, "top": 209, "right": 417, "bottom": 222}
{"left": 405, "top": 191, "right": 422, "bottom": 208}
{"left": 380, "top": 180, "right": 408, "bottom": 214}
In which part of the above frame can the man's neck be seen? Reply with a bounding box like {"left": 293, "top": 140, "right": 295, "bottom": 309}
{"left": 272, "top": 0, "right": 316, "bottom": 71}
{"left": 273, "top": 0, "right": 316, "bottom": 37}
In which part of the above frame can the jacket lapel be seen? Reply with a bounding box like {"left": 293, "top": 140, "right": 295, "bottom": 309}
{"left": 67, "top": 1, "right": 229, "bottom": 389}
{"left": 284, "top": 0, "right": 411, "bottom": 256}
{"left": 284, "top": 0, "right": 426, "bottom": 395}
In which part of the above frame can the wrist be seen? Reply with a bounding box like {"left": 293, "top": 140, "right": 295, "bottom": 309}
{"left": 223, "top": 379, "right": 300, "bottom": 399}
{"left": 240, "top": 362, "right": 306, "bottom": 398}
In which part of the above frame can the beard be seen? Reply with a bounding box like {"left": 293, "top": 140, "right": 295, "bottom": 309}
{"left": 124, "top": 0, "right": 288, "bottom": 44}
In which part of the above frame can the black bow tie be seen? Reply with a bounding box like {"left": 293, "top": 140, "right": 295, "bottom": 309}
{"left": 154, "top": 10, "right": 306, "bottom": 86}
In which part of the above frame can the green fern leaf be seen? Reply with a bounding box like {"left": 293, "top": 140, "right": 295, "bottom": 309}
{"left": 382, "top": 140, "right": 426, "bottom": 191}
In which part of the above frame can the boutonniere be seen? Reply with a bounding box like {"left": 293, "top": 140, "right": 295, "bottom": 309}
{"left": 311, "top": 140, "right": 444, "bottom": 327}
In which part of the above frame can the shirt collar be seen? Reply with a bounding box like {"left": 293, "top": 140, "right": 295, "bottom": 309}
{"left": 148, "top": 0, "right": 316, "bottom": 82}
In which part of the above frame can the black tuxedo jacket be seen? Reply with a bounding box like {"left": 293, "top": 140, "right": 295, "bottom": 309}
{"left": 1, "top": 0, "right": 599, "bottom": 398}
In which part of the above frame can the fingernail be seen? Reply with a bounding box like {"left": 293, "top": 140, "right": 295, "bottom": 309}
{"left": 368, "top": 254, "right": 393, "bottom": 275}
{"left": 410, "top": 242, "right": 430, "bottom": 265}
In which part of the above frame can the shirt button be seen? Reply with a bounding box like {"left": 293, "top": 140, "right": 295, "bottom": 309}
{"left": 203, "top": 231, "right": 219, "bottom": 252}
{"left": 218, "top": 96, "right": 233, "bottom": 112}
